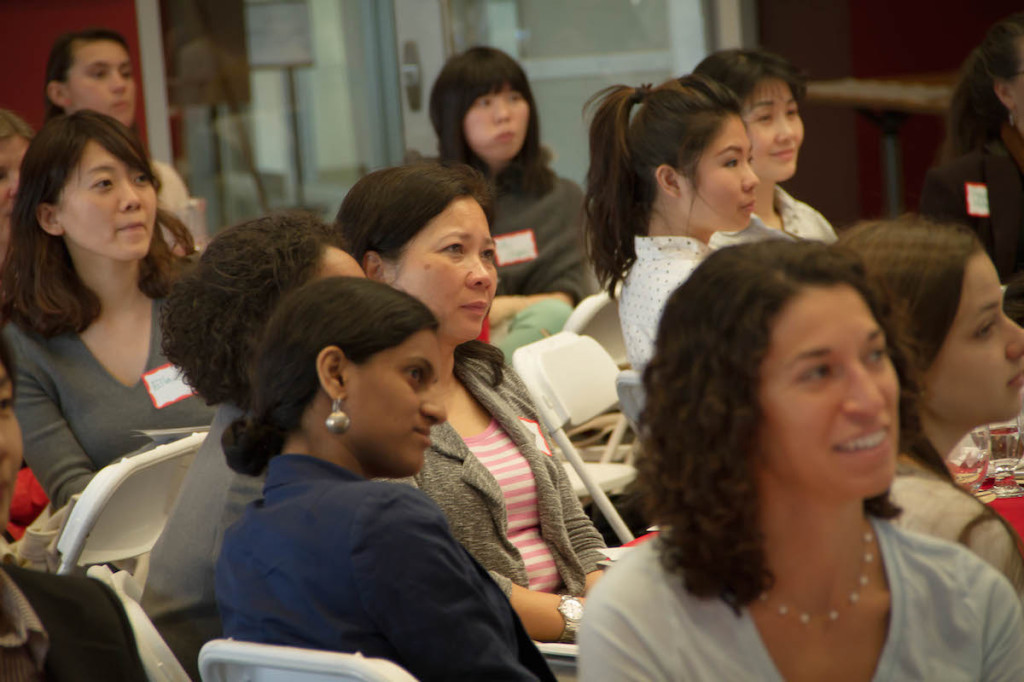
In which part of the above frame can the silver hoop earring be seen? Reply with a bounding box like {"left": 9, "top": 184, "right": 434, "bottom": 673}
{"left": 325, "top": 398, "right": 351, "bottom": 434}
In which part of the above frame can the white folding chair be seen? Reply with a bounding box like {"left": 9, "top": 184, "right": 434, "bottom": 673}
{"left": 563, "top": 290, "right": 627, "bottom": 367}
{"left": 616, "top": 369, "right": 645, "bottom": 428}
{"left": 56, "top": 432, "right": 207, "bottom": 579}
{"left": 87, "top": 565, "right": 191, "bottom": 682}
{"left": 513, "top": 332, "right": 636, "bottom": 544}
{"left": 198, "top": 639, "right": 418, "bottom": 682}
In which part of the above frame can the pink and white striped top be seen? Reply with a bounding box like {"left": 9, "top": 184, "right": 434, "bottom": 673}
{"left": 464, "top": 419, "right": 562, "bottom": 592}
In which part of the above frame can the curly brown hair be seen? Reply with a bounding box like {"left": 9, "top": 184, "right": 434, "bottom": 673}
{"left": 640, "top": 239, "right": 908, "bottom": 611}
{"left": 0, "top": 111, "right": 193, "bottom": 337}
{"left": 162, "top": 212, "right": 345, "bottom": 409}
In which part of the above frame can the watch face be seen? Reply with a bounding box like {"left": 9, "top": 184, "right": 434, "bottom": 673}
{"left": 561, "top": 598, "right": 584, "bottom": 621}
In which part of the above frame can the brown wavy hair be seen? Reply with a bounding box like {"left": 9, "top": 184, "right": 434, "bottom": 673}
{"left": 584, "top": 74, "right": 740, "bottom": 295}
{"left": 0, "top": 111, "right": 194, "bottom": 337}
{"left": 640, "top": 239, "right": 906, "bottom": 610}
{"left": 942, "top": 12, "right": 1024, "bottom": 162}
{"left": 162, "top": 212, "right": 345, "bottom": 409}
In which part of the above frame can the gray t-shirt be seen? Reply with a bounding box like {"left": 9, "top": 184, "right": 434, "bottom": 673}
{"left": 579, "top": 520, "right": 1024, "bottom": 681}
{"left": 143, "top": 404, "right": 260, "bottom": 680}
{"left": 4, "top": 300, "right": 215, "bottom": 507}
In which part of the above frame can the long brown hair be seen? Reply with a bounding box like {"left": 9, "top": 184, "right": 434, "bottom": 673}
{"left": 583, "top": 74, "right": 740, "bottom": 296}
{"left": 0, "top": 111, "right": 193, "bottom": 337}
{"left": 841, "top": 216, "right": 1024, "bottom": 569}
{"left": 942, "top": 13, "right": 1024, "bottom": 161}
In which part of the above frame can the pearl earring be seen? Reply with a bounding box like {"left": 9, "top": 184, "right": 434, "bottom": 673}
{"left": 325, "top": 398, "right": 350, "bottom": 434}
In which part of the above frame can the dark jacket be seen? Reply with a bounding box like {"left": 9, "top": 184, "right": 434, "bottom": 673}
{"left": 5, "top": 565, "right": 147, "bottom": 682}
{"left": 920, "top": 143, "right": 1023, "bottom": 280}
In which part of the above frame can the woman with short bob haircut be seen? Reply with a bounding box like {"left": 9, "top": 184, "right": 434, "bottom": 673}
{"left": 144, "top": 213, "right": 361, "bottom": 678}
{"left": 430, "top": 47, "right": 589, "bottom": 352}
{"left": 579, "top": 239, "right": 1024, "bottom": 679}
{"left": 215, "top": 276, "right": 553, "bottom": 681}
{"left": 920, "top": 13, "right": 1024, "bottom": 280}
{"left": 585, "top": 74, "right": 757, "bottom": 369}
{"left": 339, "top": 162, "right": 606, "bottom": 644}
{"left": 0, "top": 111, "right": 210, "bottom": 508}
{"left": 694, "top": 48, "right": 836, "bottom": 245}
{"left": 842, "top": 216, "right": 1024, "bottom": 594}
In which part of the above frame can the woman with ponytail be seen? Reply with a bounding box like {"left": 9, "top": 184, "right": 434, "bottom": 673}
{"left": 842, "top": 216, "right": 1024, "bottom": 594}
{"left": 584, "top": 74, "right": 758, "bottom": 369}
{"left": 215, "top": 277, "right": 553, "bottom": 681}
{"left": 921, "top": 13, "right": 1024, "bottom": 280}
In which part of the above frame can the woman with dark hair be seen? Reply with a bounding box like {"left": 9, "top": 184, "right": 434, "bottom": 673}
{"left": 142, "top": 212, "right": 361, "bottom": 679}
{"left": 584, "top": 74, "right": 757, "bottom": 369}
{"left": 44, "top": 28, "right": 189, "bottom": 216}
{"left": 338, "top": 162, "right": 605, "bottom": 643}
{"left": 694, "top": 49, "right": 836, "bottom": 246}
{"left": 920, "top": 13, "right": 1024, "bottom": 280}
{"left": 215, "top": 276, "right": 553, "bottom": 681}
{"left": 0, "top": 111, "right": 211, "bottom": 508}
{"left": 0, "top": 109, "right": 33, "bottom": 259}
{"left": 842, "top": 216, "right": 1024, "bottom": 594}
{"left": 579, "top": 239, "right": 1024, "bottom": 679}
{"left": 430, "top": 47, "right": 588, "bottom": 354}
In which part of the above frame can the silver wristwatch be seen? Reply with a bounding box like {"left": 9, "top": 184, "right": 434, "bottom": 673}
{"left": 557, "top": 594, "right": 584, "bottom": 643}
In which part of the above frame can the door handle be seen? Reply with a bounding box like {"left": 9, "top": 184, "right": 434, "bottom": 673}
{"left": 401, "top": 40, "right": 422, "bottom": 111}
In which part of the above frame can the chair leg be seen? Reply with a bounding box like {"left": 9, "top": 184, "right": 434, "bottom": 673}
{"left": 599, "top": 414, "right": 630, "bottom": 464}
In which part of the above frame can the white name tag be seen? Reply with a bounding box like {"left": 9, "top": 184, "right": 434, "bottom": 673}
{"left": 494, "top": 229, "right": 538, "bottom": 266}
{"left": 142, "top": 363, "right": 195, "bottom": 409}
{"left": 964, "top": 182, "right": 990, "bottom": 217}
{"left": 519, "top": 417, "right": 553, "bottom": 456}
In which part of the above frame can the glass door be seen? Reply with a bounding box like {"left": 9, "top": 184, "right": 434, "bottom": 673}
{"left": 394, "top": 0, "right": 711, "bottom": 186}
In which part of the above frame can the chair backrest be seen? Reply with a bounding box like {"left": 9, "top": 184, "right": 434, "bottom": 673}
{"left": 512, "top": 332, "right": 620, "bottom": 432}
{"left": 56, "top": 432, "right": 207, "bottom": 575}
{"left": 562, "top": 291, "right": 627, "bottom": 367}
{"left": 198, "top": 639, "right": 418, "bottom": 682}
{"left": 87, "top": 565, "right": 191, "bottom": 682}
{"left": 513, "top": 333, "right": 635, "bottom": 544}
{"left": 615, "top": 369, "right": 645, "bottom": 427}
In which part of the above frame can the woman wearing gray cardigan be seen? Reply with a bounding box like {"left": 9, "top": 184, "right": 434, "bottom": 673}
{"left": 340, "top": 163, "right": 606, "bottom": 643}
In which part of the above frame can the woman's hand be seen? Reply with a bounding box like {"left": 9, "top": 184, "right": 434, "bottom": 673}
{"left": 489, "top": 292, "right": 573, "bottom": 327}
{"left": 507, "top": 583, "right": 585, "bottom": 641}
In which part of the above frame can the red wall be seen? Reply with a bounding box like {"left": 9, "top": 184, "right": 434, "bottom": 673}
{"left": 847, "top": 1, "right": 1019, "bottom": 219}
{"left": 0, "top": 0, "right": 145, "bottom": 143}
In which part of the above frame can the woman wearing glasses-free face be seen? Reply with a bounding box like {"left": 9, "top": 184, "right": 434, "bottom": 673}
{"left": 921, "top": 13, "right": 1024, "bottom": 280}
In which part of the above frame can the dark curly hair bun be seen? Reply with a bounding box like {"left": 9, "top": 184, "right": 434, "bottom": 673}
{"left": 222, "top": 417, "right": 286, "bottom": 476}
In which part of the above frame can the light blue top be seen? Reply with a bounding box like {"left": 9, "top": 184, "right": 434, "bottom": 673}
{"left": 579, "top": 519, "right": 1024, "bottom": 681}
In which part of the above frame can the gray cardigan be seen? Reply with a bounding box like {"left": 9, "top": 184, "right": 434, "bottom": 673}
{"left": 407, "top": 355, "right": 607, "bottom": 596}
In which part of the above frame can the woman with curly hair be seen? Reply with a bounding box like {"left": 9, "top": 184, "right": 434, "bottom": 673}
{"left": 141, "top": 212, "right": 361, "bottom": 679}
{"left": 578, "top": 240, "right": 1024, "bottom": 680}
{"left": 584, "top": 74, "right": 758, "bottom": 370}
{"left": 920, "top": 13, "right": 1024, "bottom": 280}
{"left": 0, "top": 111, "right": 212, "bottom": 508}
{"left": 842, "top": 216, "right": 1024, "bottom": 594}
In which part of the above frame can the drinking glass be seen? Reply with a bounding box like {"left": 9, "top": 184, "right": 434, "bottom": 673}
{"left": 986, "top": 416, "right": 1024, "bottom": 498}
{"left": 946, "top": 427, "right": 990, "bottom": 494}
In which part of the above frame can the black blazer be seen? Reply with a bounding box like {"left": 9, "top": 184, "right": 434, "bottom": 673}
{"left": 920, "top": 146, "right": 1023, "bottom": 281}
{"left": 5, "top": 565, "right": 147, "bottom": 682}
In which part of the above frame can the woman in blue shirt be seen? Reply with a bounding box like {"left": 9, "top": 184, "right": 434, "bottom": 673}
{"left": 216, "top": 276, "right": 553, "bottom": 681}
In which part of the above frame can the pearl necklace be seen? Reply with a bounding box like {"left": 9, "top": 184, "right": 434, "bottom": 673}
{"left": 758, "top": 529, "right": 875, "bottom": 625}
